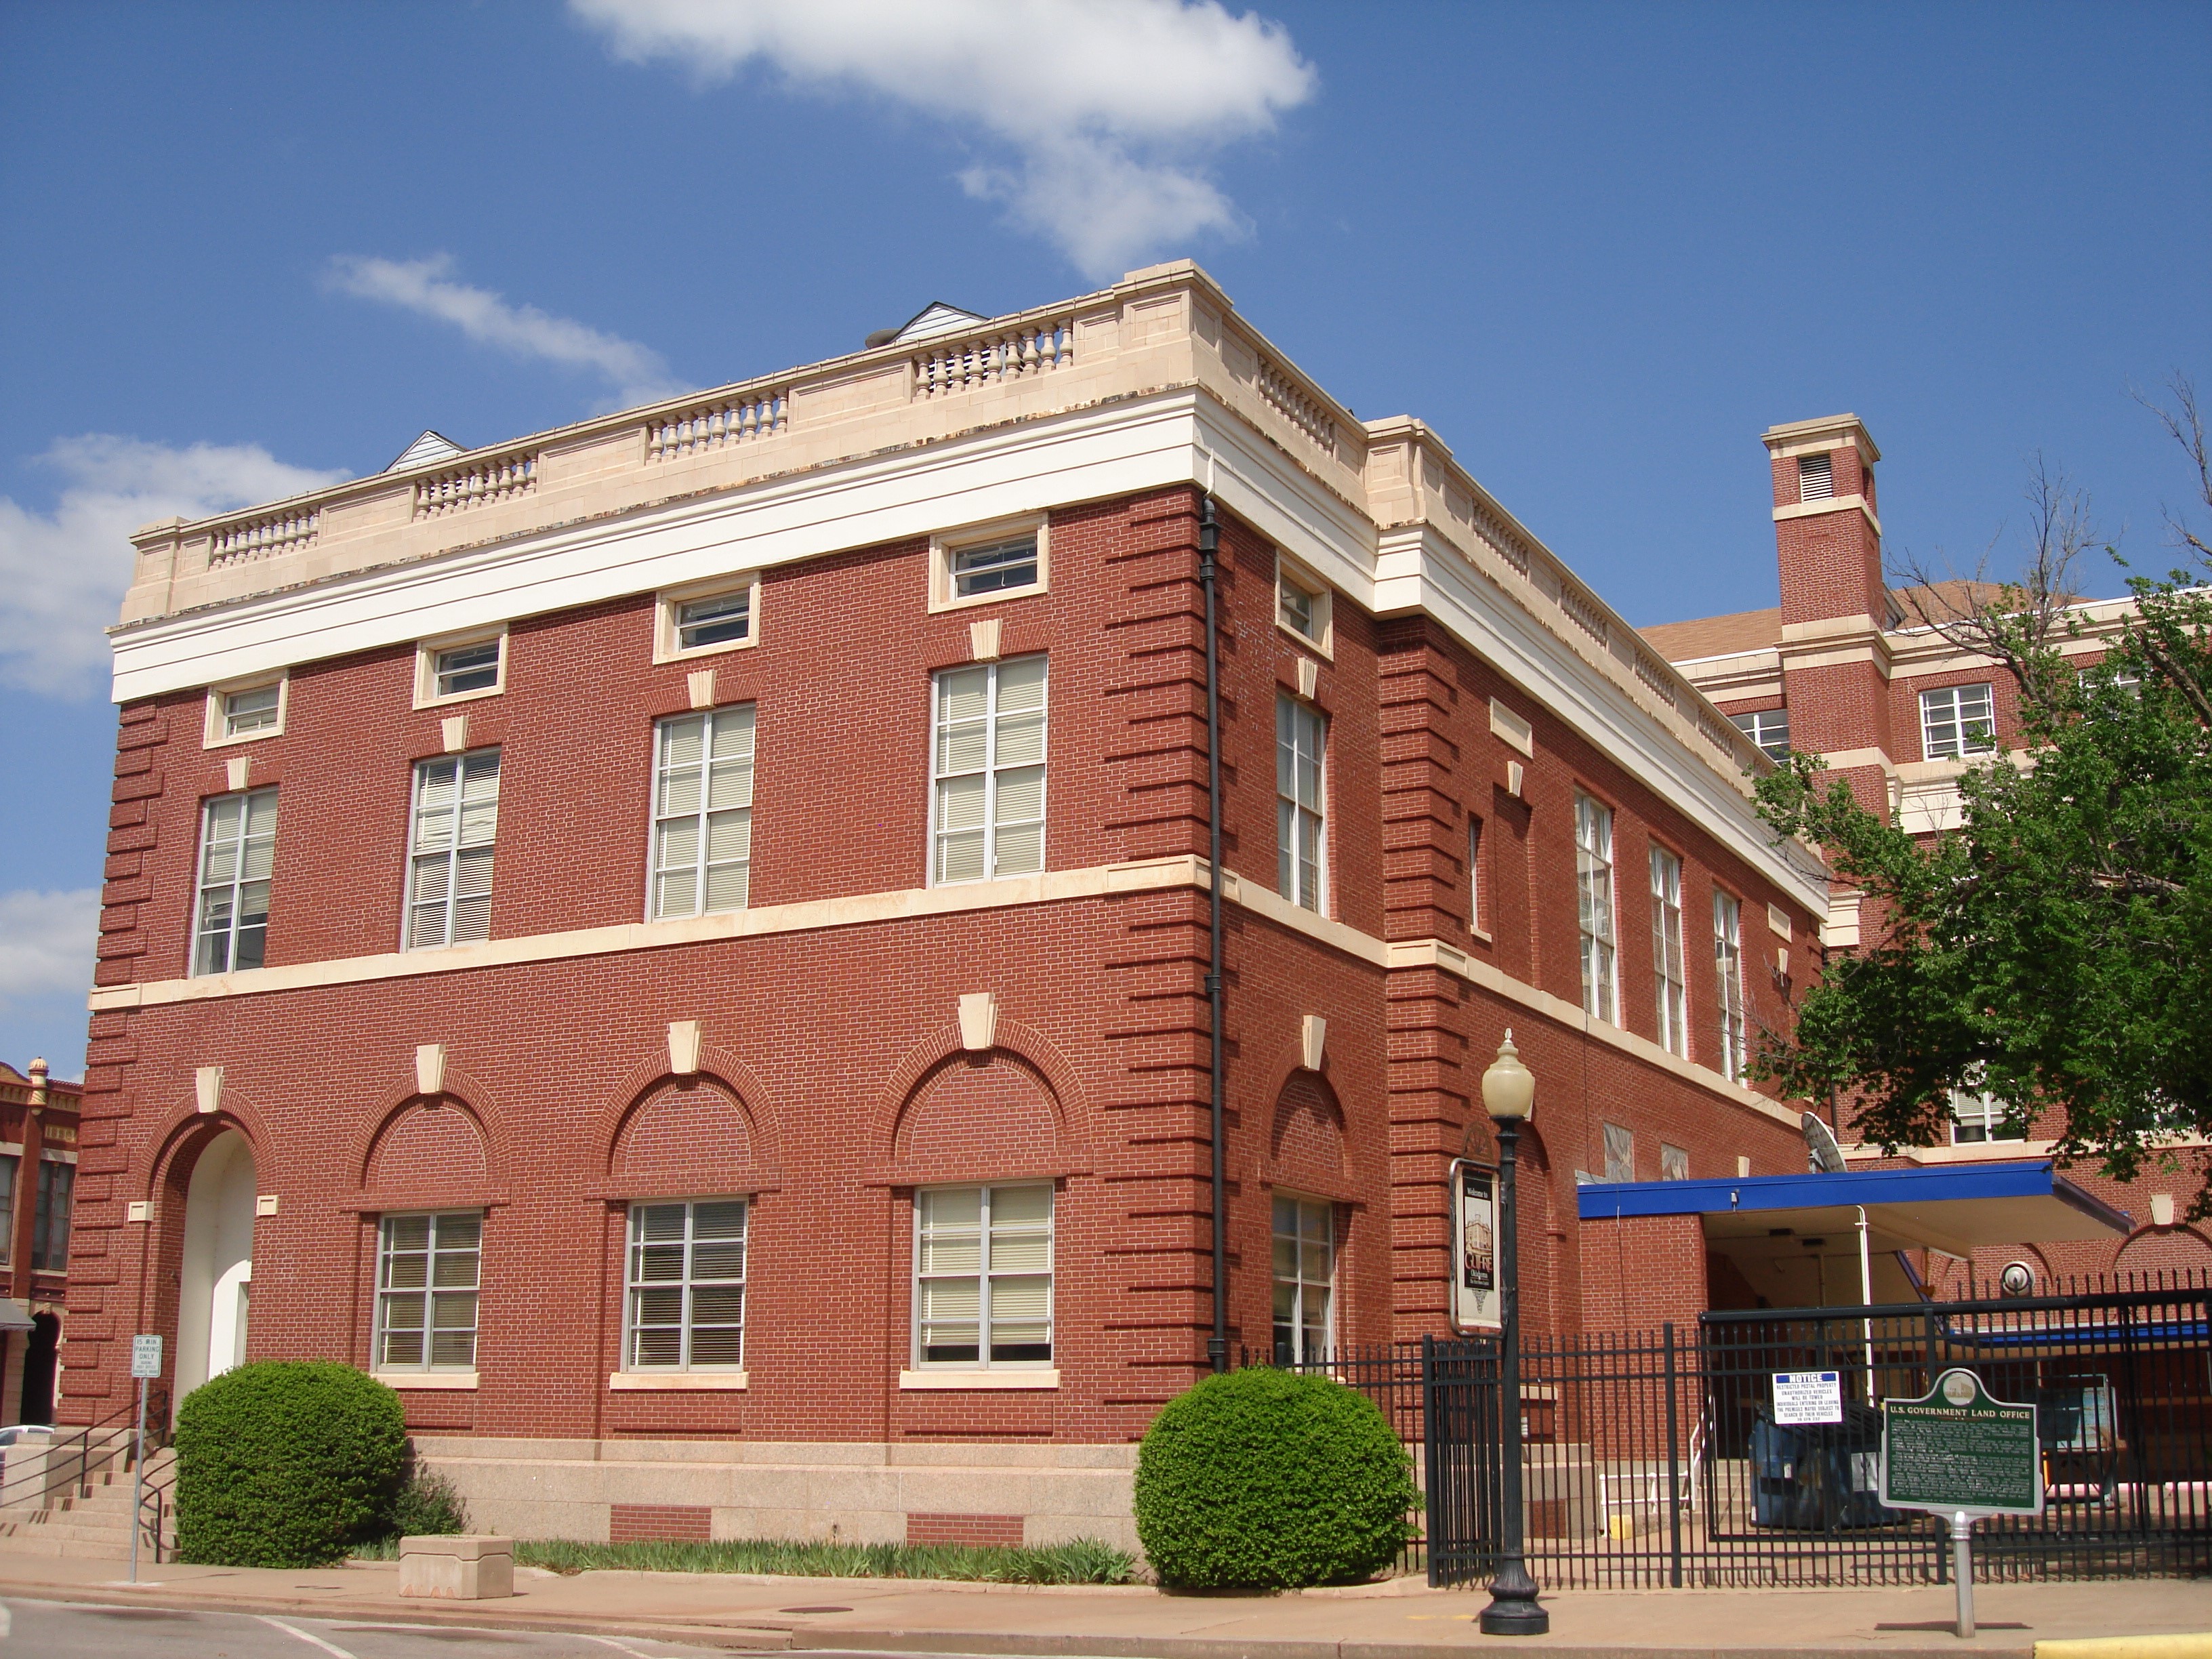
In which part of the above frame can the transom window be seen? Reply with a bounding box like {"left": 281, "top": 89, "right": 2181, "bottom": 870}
{"left": 651, "top": 708, "right": 755, "bottom": 918}
{"left": 932, "top": 656, "right": 1047, "bottom": 884}
{"left": 1575, "top": 794, "right": 1618, "bottom": 1023}
{"left": 194, "top": 787, "right": 276, "bottom": 975}
{"left": 914, "top": 1184, "right": 1052, "bottom": 1368}
{"left": 676, "top": 589, "right": 752, "bottom": 652}
{"left": 626, "top": 1200, "right": 747, "bottom": 1370}
{"left": 1277, "top": 695, "right": 1327, "bottom": 912}
{"left": 220, "top": 683, "right": 281, "bottom": 738}
{"left": 1729, "top": 708, "right": 1790, "bottom": 763}
{"left": 376, "top": 1211, "right": 480, "bottom": 1371}
{"left": 1271, "top": 1195, "right": 1335, "bottom": 1364}
{"left": 407, "top": 750, "right": 500, "bottom": 949}
{"left": 1920, "top": 683, "right": 1996, "bottom": 760}
{"left": 949, "top": 533, "right": 1040, "bottom": 599}
{"left": 433, "top": 639, "right": 502, "bottom": 699}
{"left": 1713, "top": 890, "right": 1747, "bottom": 1082}
{"left": 1649, "top": 845, "right": 1687, "bottom": 1057}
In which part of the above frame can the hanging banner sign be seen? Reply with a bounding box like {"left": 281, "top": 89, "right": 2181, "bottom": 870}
{"left": 1450, "top": 1159, "right": 1501, "bottom": 1330}
{"left": 1879, "top": 1368, "right": 2043, "bottom": 1517}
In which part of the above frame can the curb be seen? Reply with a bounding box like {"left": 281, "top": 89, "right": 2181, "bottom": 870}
{"left": 2037, "top": 1640, "right": 2212, "bottom": 1659}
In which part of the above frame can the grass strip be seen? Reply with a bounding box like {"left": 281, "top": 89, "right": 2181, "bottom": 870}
{"left": 354, "top": 1533, "right": 1136, "bottom": 1584}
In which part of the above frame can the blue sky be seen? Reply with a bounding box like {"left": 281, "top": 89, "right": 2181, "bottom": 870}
{"left": 2, "top": 1, "right": 2206, "bottom": 1076}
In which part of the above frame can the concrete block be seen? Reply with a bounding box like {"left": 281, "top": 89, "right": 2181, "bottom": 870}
{"left": 398, "top": 1534, "right": 515, "bottom": 1599}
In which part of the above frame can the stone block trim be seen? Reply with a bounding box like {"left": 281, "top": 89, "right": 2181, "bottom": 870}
{"left": 906, "top": 1512, "right": 1024, "bottom": 1549}
{"left": 609, "top": 1503, "right": 713, "bottom": 1544}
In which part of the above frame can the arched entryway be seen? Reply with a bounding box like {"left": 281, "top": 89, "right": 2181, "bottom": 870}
{"left": 175, "top": 1130, "right": 256, "bottom": 1397}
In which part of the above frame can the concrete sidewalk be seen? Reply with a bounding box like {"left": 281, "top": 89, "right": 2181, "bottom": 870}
{"left": 0, "top": 1548, "right": 2201, "bottom": 1659}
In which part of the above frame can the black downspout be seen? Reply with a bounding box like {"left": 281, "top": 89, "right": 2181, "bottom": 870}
{"left": 1200, "top": 496, "right": 1228, "bottom": 1374}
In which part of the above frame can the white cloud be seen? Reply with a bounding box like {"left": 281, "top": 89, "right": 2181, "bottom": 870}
{"left": 326, "top": 254, "right": 687, "bottom": 408}
{"left": 0, "top": 888, "right": 100, "bottom": 1008}
{"left": 569, "top": 0, "right": 1317, "bottom": 279}
{"left": 0, "top": 436, "right": 346, "bottom": 697}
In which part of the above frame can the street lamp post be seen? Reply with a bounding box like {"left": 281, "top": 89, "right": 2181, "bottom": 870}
{"left": 1479, "top": 1031, "right": 1548, "bottom": 1637}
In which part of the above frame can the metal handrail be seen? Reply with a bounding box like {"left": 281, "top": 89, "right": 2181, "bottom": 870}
{"left": 0, "top": 1387, "right": 169, "bottom": 1509}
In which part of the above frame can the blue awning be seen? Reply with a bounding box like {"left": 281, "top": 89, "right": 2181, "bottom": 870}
{"left": 1578, "top": 1162, "right": 2130, "bottom": 1260}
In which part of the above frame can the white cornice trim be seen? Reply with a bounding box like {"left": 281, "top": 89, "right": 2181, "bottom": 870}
{"left": 1386, "top": 939, "right": 1801, "bottom": 1130}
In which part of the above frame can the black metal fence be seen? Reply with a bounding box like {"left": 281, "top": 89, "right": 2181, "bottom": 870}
{"left": 1261, "top": 1269, "right": 2210, "bottom": 1589}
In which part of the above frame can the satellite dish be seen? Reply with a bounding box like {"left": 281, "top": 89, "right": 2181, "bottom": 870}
{"left": 1801, "top": 1111, "right": 1847, "bottom": 1174}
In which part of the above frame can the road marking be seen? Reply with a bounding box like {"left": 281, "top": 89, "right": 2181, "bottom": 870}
{"left": 579, "top": 1636, "right": 658, "bottom": 1658}
{"left": 0, "top": 1601, "right": 12, "bottom": 1639}
{"left": 258, "top": 1615, "right": 359, "bottom": 1658}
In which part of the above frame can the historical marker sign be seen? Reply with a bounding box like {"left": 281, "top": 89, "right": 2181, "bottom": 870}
{"left": 1879, "top": 1368, "right": 2043, "bottom": 1517}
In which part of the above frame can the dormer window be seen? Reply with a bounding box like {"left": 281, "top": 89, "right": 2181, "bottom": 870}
{"left": 1798, "top": 453, "right": 1834, "bottom": 501}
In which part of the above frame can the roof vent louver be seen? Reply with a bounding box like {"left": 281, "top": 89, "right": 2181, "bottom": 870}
{"left": 1797, "top": 451, "right": 1835, "bottom": 501}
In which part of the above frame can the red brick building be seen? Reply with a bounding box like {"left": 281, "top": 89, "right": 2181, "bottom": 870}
{"left": 1644, "top": 415, "right": 2211, "bottom": 1299}
{"left": 74, "top": 265, "right": 1828, "bottom": 1543}
{"left": 0, "top": 1059, "right": 81, "bottom": 1425}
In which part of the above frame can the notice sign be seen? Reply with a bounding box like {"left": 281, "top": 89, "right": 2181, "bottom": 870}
{"left": 129, "top": 1334, "right": 163, "bottom": 1379}
{"left": 1880, "top": 1368, "right": 2043, "bottom": 1517}
{"left": 1450, "top": 1160, "right": 1501, "bottom": 1330}
{"left": 1773, "top": 1370, "right": 1844, "bottom": 1425}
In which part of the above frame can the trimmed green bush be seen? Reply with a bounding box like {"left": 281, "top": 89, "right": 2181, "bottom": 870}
{"left": 175, "top": 1361, "right": 409, "bottom": 1567}
{"left": 388, "top": 1466, "right": 469, "bottom": 1538}
{"left": 1134, "top": 1367, "right": 1417, "bottom": 1589}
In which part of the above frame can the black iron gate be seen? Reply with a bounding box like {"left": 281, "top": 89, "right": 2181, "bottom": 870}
{"left": 1406, "top": 1272, "right": 2210, "bottom": 1589}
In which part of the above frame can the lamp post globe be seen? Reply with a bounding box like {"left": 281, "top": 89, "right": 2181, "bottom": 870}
{"left": 1477, "top": 1030, "right": 1547, "bottom": 1635}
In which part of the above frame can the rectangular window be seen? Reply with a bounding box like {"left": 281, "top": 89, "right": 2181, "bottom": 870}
{"left": 625, "top": 1199, "right": 747, "bottom": 1371}
{"left": 932, "top": 657, "right": 1047, "bottom": 884}
{"left": 29, "top": 1159, "right": 70, "bottom": 1272}
{"left": 375, "top": 1211, "right": 481, "bottom": 1371}
{"left": 1729, "top": 708, "right": 1791, "bottom": 762}
{"left": 1950, "top": 1090, "right": 2024, "bottom": 1145}
{"left": 677, "top": 588, "right": 752, "bottom": 651}
{"left": 194, "top": 787, "right": 277, "bottom": 975}
{"left": 1601, "top": 1123, "right": 1635, "bottom": 1184}
{"left": 1468, "top": 816, "right": 1484, "bottom": 934}
{"left": 1920, "top": 683, "right": 1996, "bottom": 760}
{"left": 407, "top": 751, "right": 500, "bottom": 949}
{"left": 949, "top": 533, "right": 1040, "bottom": 599}
{"left": 1650, "top": 846, "right": 1687, "bottom": 1057}
{"left": 1575, "top": 794, "right": 1618, "bottom": 1022}
{"left": 1714, "top": 890, "right": 1747, "bottom": 1082}
{"left": 1271, "top": 1194, "right": 1335, "bottom": 1364}
{"left": 1276, "top": 562, "right": 1331, "bottom": 649}
{"left": 1798, "top": 452, "right": 1834, "bottom": 501}
{"left": 220, "top": 683, "right": 281, "bottom": 737}
{"left": 651, "top": 708, "right": 755, "bottom": 918}
{"left": 1277, "top": 695, "right": 1327, "bottom": 912}
{"left": 914, "top": 1184, "right": 1052, "bottom": 1368}
{"left": 1659, "top": 1143, "right": 1689, "bottom": 1183}
{"left": 0, "top": 1154, "right": 14, "bottom": 1265}
{"left": 434, "top": 639, "right": 503, "bottom": 699}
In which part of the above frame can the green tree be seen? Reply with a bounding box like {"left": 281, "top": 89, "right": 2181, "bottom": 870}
{"left": 1753, "top": 382, "right": 2212, "bottom": 1214}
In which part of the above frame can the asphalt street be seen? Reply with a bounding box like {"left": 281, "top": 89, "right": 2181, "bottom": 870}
{"left": 0, "top": 1598, "right": 748, "bottom": 1659}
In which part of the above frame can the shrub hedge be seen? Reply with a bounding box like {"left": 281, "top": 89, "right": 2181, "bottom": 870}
{"left": 1133, "top": 1367, "right": 1417, "bottom": 1589}
{"left": 174, "top": 1361, "right": 409, "bottom": 1567}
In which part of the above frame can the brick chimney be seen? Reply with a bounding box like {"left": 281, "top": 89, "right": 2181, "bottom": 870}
{"left": 1763, "top": 415, "right": 1897, "bottom": 818}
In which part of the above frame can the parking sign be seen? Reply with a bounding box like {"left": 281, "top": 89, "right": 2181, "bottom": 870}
{"left": 129, "top": 1334, "right": 162, "bottom": 1379}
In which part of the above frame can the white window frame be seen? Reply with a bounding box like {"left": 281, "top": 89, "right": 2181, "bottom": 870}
{"left": 623, "top": 1197, "right": 748, "bottom": 1372}
{"left": 930, "top": 655, "right": 1048, "bottom": 886}
{"left": 648, "top": 706, "right": 756, "bottom": 919}
{"left": 1277, "top": 694, "right": 1328, "bottom": 914}
{"left": 928, "top": 516, "right": 1048, "bottom": 613}
{"left": 405, "top": 749, "right": 501, "bottom": 950}
{"left": 1468, "top": 815, "right": 1486, "bottom": 938}
{"left": 653, "top": 573, "right": 761, "bottom": 663}
{"left": 1650, "top": 844, "right": 1687, "bottom": 1057}
{"left": 1575, "top": 794, "right": 1618, "bottom": 1023}
{"left": 373, "top": 1210, "right": 481, "bottom": 1373}
{"left": 201, "top": 672, "right": 289, "bottom": 747}
{"left": 1950, "top": 1089, "right": 2025, "bottom": 1146}
{"left": 1714, "top": 889, "right": 1747, "bottom": 1082}
{"left": 1271, "top": 1192, "right": 1336, "bottom": 1364}
{"left": 1919, "top": 682, "right": 1996, "bottom": 761}
{"left": 1274, "top": 552, "right": 1334, "bottom": 657}
{"left": 911, "top": 1183, "right": 1055, "bottom": 1370}
{"left": 192, "top": 786, "right": 279, "bottom": 977}
{"left": 412, "top": 627, "right": 508, "bottom": 710}
{"left": 1729, "top": 708, "right": 1790, "bottom": 763}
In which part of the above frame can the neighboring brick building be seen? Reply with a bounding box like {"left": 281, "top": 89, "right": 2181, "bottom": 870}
{"left": 74, "top": 262, "right": 1828, "bottom": 1544}
{"left": 0, "top": 1059, "right": 81, "bottom": 1425}
{"left": 1644, "top": 415, "right": 2211, "bottom": 1298}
